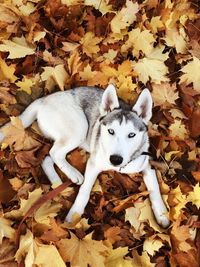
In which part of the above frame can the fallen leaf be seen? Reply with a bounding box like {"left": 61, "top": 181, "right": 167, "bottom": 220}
{"left": 57, "top": 232, "right": 108, "bottom": 267}
{"left": 0, "top": 217, "right": 15, "bottom": 244}
{"left": 0, "top": 36, "right": 35, "bottom": 59}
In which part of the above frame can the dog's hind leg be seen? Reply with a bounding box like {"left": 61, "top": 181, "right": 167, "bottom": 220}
{"left": 41, "top": 156, "right": 62, "bottom": 185}
{"left": 49, "top": 140, "right": 84, "bottom": 185}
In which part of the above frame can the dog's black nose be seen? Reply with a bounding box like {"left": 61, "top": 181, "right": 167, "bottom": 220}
{"left": 110, "top": 155, "right": 123, "bottom": 166}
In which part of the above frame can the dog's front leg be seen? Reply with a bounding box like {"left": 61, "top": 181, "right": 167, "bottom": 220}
{"left": 66, "top": 158, "right": 101, "bottom": 222}
{"left": 143, "top": 167, "right": 170, "bottom": 228}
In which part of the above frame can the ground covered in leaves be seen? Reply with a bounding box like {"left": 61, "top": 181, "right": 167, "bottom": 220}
{"left": 0, "top": 0, "right": 200, "bottom": 266}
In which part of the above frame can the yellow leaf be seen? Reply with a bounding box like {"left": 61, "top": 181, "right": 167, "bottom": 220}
{"left": 105, "top": 247, "right": 132, "bottom": 267}
{"left": 0, "top": 217, "right": 15, "bottom": 244}
{"left": 18, "top": 2, "right": 37, "bottom": 16}
{"left": 143, "top": 236, "right": 164, "bottom": 256}
{"left": 67, "top": 50, "right": 83, "bottom": 76}
{"left": 79, "top": 64, "right": 97, "bottom": 81}
{"left": 169, "top": 108, "right": 187, "bottom": 120}
{"left": 168, "top": 186, "right": 187, "bottom": 220}
{"left": 41, "top": 64, "right": 69, "bottom": 91}
{"left": 80, "top": 32, "right": 102, "bottom": 57}
{"left": 34, "top": 243, "right": 66, "bottom": 267}
{"left": 110, "top": 0, "right": 139, "bottom": 33}
{"left": 85, "top": 0, "right": 112, "bottom": 15}
{"left": 34, "top": 201, "right": 62, "bottom": 226}
{"left": 57, "top": 232, "right": 108, "bottom": 267}
{"left": 116, "top": 75, "right": 137, "bottom": 102}
{"left": 123, "top": 28, "right": 155, "bottom": 57}
{"left": 0, "top": 36, "right": 35, "bottom": 59}
{"left": 0, "top": 57, "right": 17, "bottom": 82}
{"left": 164, "top": 28, "right": 187, "bottom": 54}
{"left": 15, "top": 229, "right": 36, "bottom": 267}
{"left": 164, "top": 150, "right": 180, "bottom": 161}
{"left": 132, "top": 250, "right": 155, "bottom": 267}
{"left": 180, "top": 56, "right": 200, "bottom": 93}
{"left": 133, "top": 56, "right": 169, "bottom": 84}
{"left": 16, "top": 76, "right": 34, "bottom": 95}
{"left": 169, "top": 119, "right": 188, "bottom": 139}
{"left": 125, "top": 206, "right": 141, "bottom": 233}
{"left": 33, "top": 31, "right": 46, "bottom": 42}
{"left": 150, "top": 16, "right": 164, "bottom": 33}
{"left": 151, "top": 82, "right": 179, "bottom": 107}
{"left": 2, "top": 117, "right": 40, "bottom": 151}
{"left": 186, "top": 184, "right": 200, "bottom": 208}
{"left": 137, "top": 198, "right": 163, "bottom": 233}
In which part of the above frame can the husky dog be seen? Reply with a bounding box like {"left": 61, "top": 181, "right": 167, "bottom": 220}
{"left": 0, "top": 85, "right": 169, "bottom": 227}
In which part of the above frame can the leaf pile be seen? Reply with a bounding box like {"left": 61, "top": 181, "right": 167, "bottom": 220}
{"left": 0, "top": 0, "right": 200, "bottom": 266}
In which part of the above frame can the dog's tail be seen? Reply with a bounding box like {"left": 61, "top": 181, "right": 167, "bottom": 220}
{"left": 0, "top": 98, "right": 42, "bottom": 143}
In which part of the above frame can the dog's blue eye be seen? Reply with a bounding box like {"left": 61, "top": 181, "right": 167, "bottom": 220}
{"left": 128, "top": 132, "right": 136, "bottom": 138}
{"left": 108, "top": 129, "right": 114, "bottom": 135}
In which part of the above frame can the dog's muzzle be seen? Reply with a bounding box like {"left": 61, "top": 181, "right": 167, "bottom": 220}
{"left": 110, "top": 155, "right": 123, "bottom": 166}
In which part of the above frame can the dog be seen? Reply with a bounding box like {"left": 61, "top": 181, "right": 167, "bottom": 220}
{"left": 0, "top": 84, "right": 170, "bottom": 227}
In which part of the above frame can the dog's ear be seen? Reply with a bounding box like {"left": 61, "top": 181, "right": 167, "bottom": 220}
{"left": 100, "top": 84, "right": 119, "bottom": 116}
{"left": 132, "top": 89, "right": 153, "bottom": 124}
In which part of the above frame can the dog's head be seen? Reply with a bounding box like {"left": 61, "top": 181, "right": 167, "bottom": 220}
{"left": 98, "top": 84, "right": 153, "bottom": 167}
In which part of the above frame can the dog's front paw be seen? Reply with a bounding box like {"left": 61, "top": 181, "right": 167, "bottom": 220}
{"left": 156, "top": 214, "right": 170, "bottom": 228}
{"left": 70, "top": 169, "right": 84, "bottom": 185}
{"left": 66, "top": 205, "right": 83, "bottom": 223}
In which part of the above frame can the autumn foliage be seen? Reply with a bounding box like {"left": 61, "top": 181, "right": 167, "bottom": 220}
{"left": 0, "top": 0, "right": 200, "bottom": 266}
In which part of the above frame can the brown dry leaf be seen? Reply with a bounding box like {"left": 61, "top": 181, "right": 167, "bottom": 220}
{"left": 57, "top": 232, "right": 108, "bottom": 267}
{"left": 104, "top": 226, "right": 122, "bottom": 245}
{"left": 2, "top": 117, "right": 40, "bottom": 151}
{"left": 40, "top": 219, "right": 68, "bottom": 242}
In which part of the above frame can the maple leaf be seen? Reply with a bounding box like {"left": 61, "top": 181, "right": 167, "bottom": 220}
{"left": 34, "top": 201, "right": 62, "bottom": 226}
{"left": 79, "top": 64, "right": 97, "bottom": 81}
{"left": 168, "top": 186, "right": 187, "bottom": 220}
{"left": 85, "top": 0, "right": 112, "bottom": 15}
{"left": 0, "top": 217, "right": 15, "bottom": 244}
{"left": 110, "top": 0, "right": 139, "bottom": 34}
{"left": 180, "top": 56, "right": 200, "bottom": 92}
{"left": 61, "top": 0, "right": 83, "bottom": 6}
{"left": 186, "top": 184, "right": 200, "bottom": 208}
{"left": 80, "top": 32, "right": 102, "bottom": 57}
{"left": 41, "top": 64, "right": 69, "bottom": 91}
{"left": 57, "top": 232, "right": 108, "bottom": 267}
{"left": 133, "top": 47, "right": 169, "bottom": 84}
{"left": 143, "top": 236, "right": 165, "bottom": 256}
{"left": 15, "top": 229, "right": 36, "bottom": 266}
{"left": 105, "top": 247, "right": 132, "bottom": 267}
{"left": 67, "top": 50, "right": 83, "bottom": 76}
{"left": 150, "top": 16, "right": 164, "bottom": 33}
{"left": 0, "top": 86, "right": 16, "bottom": 104}
{"left": 0, "top": 57, "right": 17, "bottom": 83}
{"left": 125, "top": 206, "right": 141, "bottom": 233}
{"left": 16, "top": 76, "right": 34, "bottom": 95}
{"left": 122, "top": 28, "right": 155, "bottom": 57}
{"left": 34, "top": 243, "right": 66, "bottom": 267}
{"left": 151, "top": 82, "right": 179, "bottom": 107}
{"left": 132, "top": 250, "right": 155, "bottom": 267}
{"left": 0, "top": 36, "right": 35, "bottom": 59}
{"left": 169, "top": 119, "right": 188, "bottom": 139}
{"left": 2, "top": 117, "right": 40, "bottom": 151}
{"left": 104, "top": 226, "right": 121, "bottom": 245}
{"left": 164, "top": 28, "right": 187, "bottom": 54}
